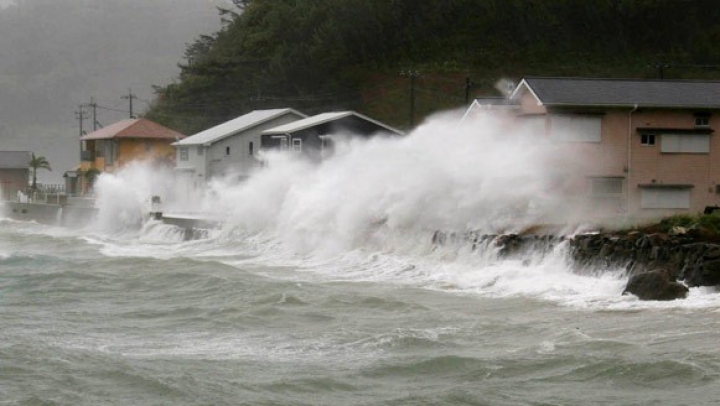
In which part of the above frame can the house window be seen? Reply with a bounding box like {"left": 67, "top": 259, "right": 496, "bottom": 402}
{"left": 179, "top": 147, "right": 188, "bottom": 161}
{"left": 248, "top": 142, "right": 254, "bottom": 156}
{"left": 640, "top": 133, "right": 656, "bottom": 146}
{"left": 95, "top": 140, "right": 104, "bottom": 157}
{"left": 590, "top": 177, "right": 623, "bottom": 195}
{"left": 292, "top": 138, "right": 302, "bottom": 152}
{"left": 640, "top": 187, "right": 691, "bottom": 209}
{"left": 226, "top": 146, "right": 231, "bottom": 156}
{"left": 105, "top": 142, "right": 115, "bottom": 165}
{"left": 695, "top": 117, "right": 710, "bottom": 127}
{"left": 550, "top": 115, "right": 601, "bottom": 142}
{"left": 270, "top": 136, "right": 288, "bottom": 150}
{"left": 197, "top": 146, "right": 204, "bottom": 156}
{"left": 661, "top": 134, "right": 710, "bottom": 154}
{"left": 145, "top": 141, "right": 152, "bottom": 152}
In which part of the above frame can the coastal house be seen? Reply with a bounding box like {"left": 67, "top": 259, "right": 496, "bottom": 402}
{"left": 0, "top": 150, "right": 30, "bottom": 200}
{"left": 173, "top": 108, "right": 306, "bottom": 186}
{"left": 261, "top": 111, "right": 403, "bottom": 159}
{"left": 78, "top": 118, "right": 184, "bottom": 193}
{"left": 506, "top": 77, "right": 720, "bottom": 218}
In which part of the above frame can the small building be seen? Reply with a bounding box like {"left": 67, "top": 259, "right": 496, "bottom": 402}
{"left": 506, "top": 77, "right": 720, "bottom": 218}
{"left": 174, "top": 108, "right": 306, "bottom": 185}
{"left": 261, "top": 111, "right": 403, "bottom": 159}
{"left": 0, "top": 151, "right": 30, "bottom": 200}
{"left": 77, "top": 118, "right": 185, "bottom": 192}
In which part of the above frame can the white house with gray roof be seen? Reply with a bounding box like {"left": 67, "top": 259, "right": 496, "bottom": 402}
{"left": 174, "top": 108, "right": 306, "bottom": 186}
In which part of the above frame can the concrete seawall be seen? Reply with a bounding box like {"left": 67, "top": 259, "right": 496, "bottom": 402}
{"left": 5, "top": 202, "right": 97, "bottom": 228}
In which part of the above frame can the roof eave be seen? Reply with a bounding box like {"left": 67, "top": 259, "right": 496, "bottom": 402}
{"left": 184, "top": 109, "right": 308, "bottom": 145}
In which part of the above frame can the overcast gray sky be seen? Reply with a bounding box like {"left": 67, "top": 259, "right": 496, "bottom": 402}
{"left": 0, "top": 0, "right": 225, "bottom": 183}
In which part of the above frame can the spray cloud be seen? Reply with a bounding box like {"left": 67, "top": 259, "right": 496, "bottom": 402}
{"left": 92, "top": 110, "right": 594, "bottom": 253}
{"left": 197, "top": 110, "right": 586, "bottom": 252}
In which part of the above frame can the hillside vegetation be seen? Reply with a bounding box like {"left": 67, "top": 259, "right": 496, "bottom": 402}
{"left": 144, "top": 0, "right": 720, "bottom": 134}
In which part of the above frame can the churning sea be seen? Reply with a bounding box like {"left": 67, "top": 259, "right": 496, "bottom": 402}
{"left": 2, "top": 214, "right": 720, "bottom": 406}
{"left": 4, "top": 114, "right": 720, "bottom": 405}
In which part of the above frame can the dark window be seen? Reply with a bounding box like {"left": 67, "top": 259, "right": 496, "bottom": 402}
{"left": 695, "top": 117, "right": 710, "bottom": 127}
{"left": 641, "top": 134, "right": 656, "bottom": 146}
{"left": 249, "top": 142, "right": 254, "bottom": 156}
{"left": 226, "top": 146, "right": 231, "bottom": 156}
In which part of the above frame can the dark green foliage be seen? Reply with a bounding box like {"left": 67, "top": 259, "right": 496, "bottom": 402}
{"left": 658, "top": 215, "right": 696, "bottom": 232}
{"left": 656, "top": 213, "right": 720, "bottom": 235}
{"left": 145, "top": 0, "right": 720, "bottom": 134}
{"left": 29, "top": 153, "right": 51, "bottom": 192}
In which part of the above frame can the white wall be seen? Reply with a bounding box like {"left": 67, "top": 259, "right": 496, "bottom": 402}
{"left": 207, "top": 114, "right": 303, "bottom": 180}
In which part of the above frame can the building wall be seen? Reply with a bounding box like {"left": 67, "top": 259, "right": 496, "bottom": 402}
{"left": 627, "top": 109, "right": 720, "bottom": 217}
{"left": 519, "top": 92, "right": 547, "bottom": 115}
{"left": 117, "top": 138, "right": 175, "bottom": 168}
{"left": 515, "top": 90, "right": 720, "bottom": 218}
{"left": 0, "top": 168, "right": 29, "bottom": 199}
{"left": 200, "top": 114, "right": 303, "bottom": 181}
{"left": 176, "top": 144, "right": 207, "bottom": 186}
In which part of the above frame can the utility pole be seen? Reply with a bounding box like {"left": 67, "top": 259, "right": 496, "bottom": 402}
{"left": 74, "top": 106, "right": 88, "bottom": 161}
{"left": 121, "top": 89, "right": 138, "bottom": 118}
{"left": 74, "top": 106, "right": 88, "bottom": 137}
{"left": 464, "top": 77, "right": 475, "bottom": 105}
{"left": 84, "top": 97, "right": 99, "bottom": 131}
{"left": 400, "top": 70, "right": 420, "bottom": 127}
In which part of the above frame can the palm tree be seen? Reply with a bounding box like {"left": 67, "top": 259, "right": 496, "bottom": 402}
{"left": 29, "top": 153, "right": 52, "bottom": 192}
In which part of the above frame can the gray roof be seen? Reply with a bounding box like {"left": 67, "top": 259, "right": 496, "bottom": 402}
{"left": 0, "top": 151, "right": 30, "bottom": 169}
{"left": 263, "top": 111, "right": 403, "bottom": 135}
{"left": 514, "top": 77, "right": 720, "bottom": 108}
{"left": 175, "top": 108, "right": 307, "bottom": 146}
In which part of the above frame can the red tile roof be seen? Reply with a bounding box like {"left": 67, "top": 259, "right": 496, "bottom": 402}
{"left": 80, "top": 119, "right": 185, "bottom": 141}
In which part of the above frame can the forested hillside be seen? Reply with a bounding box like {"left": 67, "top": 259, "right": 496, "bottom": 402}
{"left": 144, "top": 0, "right": 720, "bottom": 133}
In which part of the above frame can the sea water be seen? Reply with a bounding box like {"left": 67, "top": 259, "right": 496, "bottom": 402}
{"left": 2, "top": 111, "right": 720, "bottom": 405}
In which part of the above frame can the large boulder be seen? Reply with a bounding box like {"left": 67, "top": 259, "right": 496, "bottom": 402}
{"left": 623, "top": 269, "right": 689, "bottom": 301}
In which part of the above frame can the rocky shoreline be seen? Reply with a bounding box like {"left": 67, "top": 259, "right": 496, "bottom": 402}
{"left": 432, "top": 229, "right": 720, "bottom": 301}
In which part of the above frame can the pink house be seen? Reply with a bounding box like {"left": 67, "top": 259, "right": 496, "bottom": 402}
{"left": 488, "top": 77, "right": 720, "bottom": 219}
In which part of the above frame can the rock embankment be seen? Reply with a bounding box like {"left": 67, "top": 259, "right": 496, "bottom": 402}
{"left": 432, "top": 229, "right": 720, "bottom": 300}
{"left": 571, "top": 231, "right": 720, "bottom": 288}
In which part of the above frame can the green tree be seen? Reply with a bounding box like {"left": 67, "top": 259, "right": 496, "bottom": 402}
{"left": 145, "top": 0, "right": 720, "bottom": 133}
{"left": 28, "top": 153, "right": 51, "bottom": 192}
